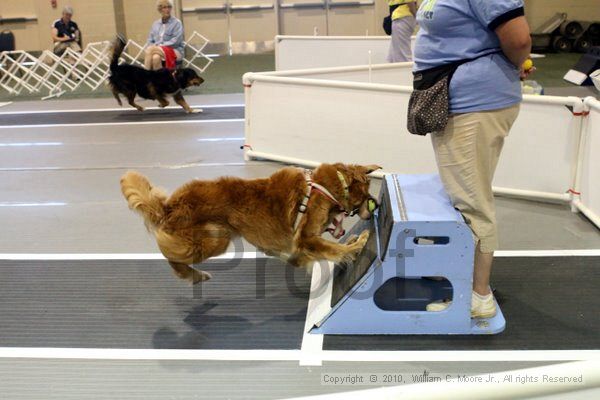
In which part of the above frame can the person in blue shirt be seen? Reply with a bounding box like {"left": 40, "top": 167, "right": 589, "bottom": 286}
{"left": 414, "top": 0, "right": 533, "bottom": 318}
{"left": 144, "top": 0, "right": 185, "bottom": 70}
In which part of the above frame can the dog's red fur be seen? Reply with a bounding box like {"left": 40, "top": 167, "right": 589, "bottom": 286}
{"left": 120, "top": 163, "right": 380, "bottom": 283}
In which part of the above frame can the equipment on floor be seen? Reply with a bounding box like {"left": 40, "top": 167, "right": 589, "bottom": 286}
{"left": 564, "top": 46, "right": 600, "bottom": 86}
{"left": 530, "top": 13, "right": 600, "bottom": 54}
{"left": 308, "top": 174, "right": 506, "bottom": 335}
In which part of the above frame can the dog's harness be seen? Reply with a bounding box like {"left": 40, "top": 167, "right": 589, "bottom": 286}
{"left": 293, "top": 169, "right": 352, "bottom": 239}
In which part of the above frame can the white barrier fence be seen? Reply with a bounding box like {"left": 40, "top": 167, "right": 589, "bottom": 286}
{"left": 494, "top": 95, "right": 583, "bottom": 202}
{"left": 573, "top": 97, "right": 600, "bottom": 227}
{"left": 244, "top": 63, "right": 599, "bottom": 229}
{"left": 0, "top": 31, "right": 213, "bottom": 100}
{"left": 257, "top": 62, "right": 414, "bottom": 86}
{"left": 275, "top": 35, "right": 416, "bottom": 71}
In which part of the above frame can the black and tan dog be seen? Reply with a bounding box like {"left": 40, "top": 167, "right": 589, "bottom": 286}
{"left": 108, "top": 37, "right": 204, "bottom": 113}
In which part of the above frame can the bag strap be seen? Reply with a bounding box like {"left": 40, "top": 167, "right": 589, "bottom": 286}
{"left": 416, "top": 50, "right": 501, "bottom": 76}
{"left": 413, "top": 50, "right": 501, "bottom": 90}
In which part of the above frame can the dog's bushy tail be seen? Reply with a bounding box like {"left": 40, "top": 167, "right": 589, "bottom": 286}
{"left": 111, "top": 35, "right": 126, "bottom": 71}
{"left": 120, "top": 171, "right": 168, "bottom": 231}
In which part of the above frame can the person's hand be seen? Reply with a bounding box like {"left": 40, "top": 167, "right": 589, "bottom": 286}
{"left": 520, "top": 66, "right": 536, "bottom": 80}
{"left": 520, "top": 59, "right": 536, "bottom": 80}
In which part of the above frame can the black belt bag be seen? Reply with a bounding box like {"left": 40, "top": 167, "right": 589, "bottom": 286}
{"left": 383, "top": 5, "right": 400, "bottom": 36}
{"left": 407, "top": 51, "right": 499, "bottom": 136}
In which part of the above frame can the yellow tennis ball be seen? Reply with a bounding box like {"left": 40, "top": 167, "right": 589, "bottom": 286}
{"left": 522, "top": 59, "right": 533, "bottom": 71}
{"left": 368, "top": 199, "right": 377, "bottom": 213}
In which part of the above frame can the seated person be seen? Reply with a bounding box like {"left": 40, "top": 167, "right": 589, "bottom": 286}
{"left": 51, "top": 6, "right": 81, "bottom": 63}
{"left": 145, "top": 0, "right": 184, "bottom": 71}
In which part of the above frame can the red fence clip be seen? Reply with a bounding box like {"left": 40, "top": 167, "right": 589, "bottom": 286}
{"left": 572, "top": 111, "right": 590, "bottom": 117}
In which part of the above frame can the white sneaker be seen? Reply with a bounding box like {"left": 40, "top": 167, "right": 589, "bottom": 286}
{"left": 471, "top": 290, "right": 497, "bottom": 319}
{"left": 426, "top": 291, "right": 497, "bottom": 319}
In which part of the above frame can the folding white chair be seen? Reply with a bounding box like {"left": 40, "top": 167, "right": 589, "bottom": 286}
{"left": 68, "top": 41, "right": 112, "bottom": 91}
{"left": 37, "top": 51, "right": 80, "bottom": 98}
{"left": 120, "top": 39, "right": 146, "bottom": 67}
{"left": 0, "top": 51, "right": 40, "bottom": 94}
{"left": 18, "top": 51, "right": 64, "bottom": 95}
{"left": 43, "top": 47, "right": 86, "bottom": 98}
{"left": 181, "top": 31, "right": 213, "bottom": 74}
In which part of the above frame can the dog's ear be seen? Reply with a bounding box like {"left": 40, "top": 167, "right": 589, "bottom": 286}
{"left": 335, "top": 164, "right": 368, "bottom": 184}
{"left": 362, "top": 165, "right": 382, "bottom": 175}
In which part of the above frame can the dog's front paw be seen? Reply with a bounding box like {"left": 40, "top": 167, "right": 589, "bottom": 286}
{"left": 343, "top": 231, "right": 370, "bottom": 263}
{"left": 343, "top": 247, "right": 362, "bottom": 264}
{"left": 187, "top": 108, "right": 203, "bottom": 114}
{"left": 354, "top": 230, "right": 370, "bottom": 248}
{"left": 346, "top": 234, "right": 359, "bottom": 245}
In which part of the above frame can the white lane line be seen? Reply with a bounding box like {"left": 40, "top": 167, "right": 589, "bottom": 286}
{"left": 197, "top": 137, "right": 243, "bottom": 142}
{"left": 300, "top": 262, "right": 334, "bottom": 366}
{"left": 0, "top": 252, "right": 263, "bottom": 261}
{"left": 0, "top": 348, "right": 598, "bottom": 362}
{"left": 1, "top": 250, "right": 599, "bottom": 260}
{"left": 0, "top": 142, "right": 63, "bottom": 147}
{"left": 495, "top": 250, "right": 600, "bottom": 257}
{"left": 0, "top": 104, "right": 245, "bottom": 115}
{"left": 287, "top": 361, "right": 600, "bottom": 400}
{"left": 0, "top": 202, "right": 67, "bottom": 207}
{"left": 0, "top": 162, "right": 265, "bottom": 172}
{"left": 0, "top": 137, "right": 243, "bottom": 147}
{"left": 0, "top": 118, "right": 244, "bottom": 130}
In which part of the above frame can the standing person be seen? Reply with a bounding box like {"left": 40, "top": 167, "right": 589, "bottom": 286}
{"left": 413, "top": 0, "right": 533, "bottom": 317}
{"left": 51, "top": 6, "right": 81, "bottom": 64}
{"left": 387, "top": 0, "right": 417, "bottom": 62}
{"left": 145, "top": 0, "right": 184, "bottom": 71}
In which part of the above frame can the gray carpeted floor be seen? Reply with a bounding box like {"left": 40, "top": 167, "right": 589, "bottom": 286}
{"left": 1, "top": 257, "right": 598, "bottom": 351}
{"left": 0, "top": 258, "right": 310, "bottom": 349}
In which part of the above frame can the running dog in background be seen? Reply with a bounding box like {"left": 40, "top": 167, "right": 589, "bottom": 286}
{"left": 108, "top": 37, "right": 204, "bottom": 113}
{"left": 120, "top": 164, "right": 381, "bottom": 284}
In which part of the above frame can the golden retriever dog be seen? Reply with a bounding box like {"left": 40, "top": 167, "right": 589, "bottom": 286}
{"left": 120, "top": 163, "right": 381, "bottom": 284}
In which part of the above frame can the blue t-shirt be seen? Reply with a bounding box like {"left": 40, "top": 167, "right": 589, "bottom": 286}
{"left": 414, "top": 0, "right": 525, "bottom": 114}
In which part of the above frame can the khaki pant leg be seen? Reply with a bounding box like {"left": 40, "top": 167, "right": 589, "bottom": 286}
{"left": 430, "top": 104, "right": 520, "bottom": 253}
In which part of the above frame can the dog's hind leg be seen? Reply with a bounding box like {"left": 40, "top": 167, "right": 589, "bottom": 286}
{"left": 169, "top": 261, "right": 212, "bottom": 284}
{"left": 157, "top": 224, "right": 232, "bottom": 284}
{"left": 111, "top": 88, "right": 123, "bottom": 106}
{"left": 126, "top": 92, "right": 145, "bottom": 112}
